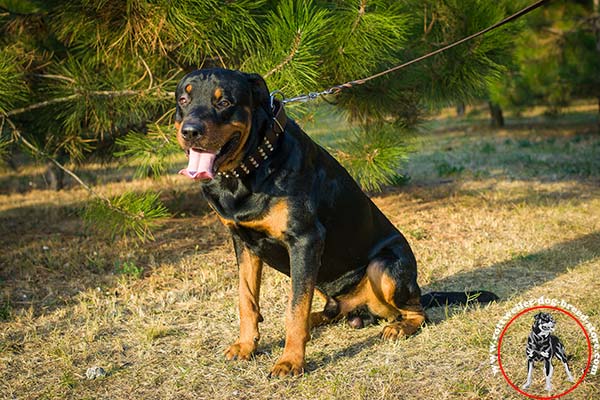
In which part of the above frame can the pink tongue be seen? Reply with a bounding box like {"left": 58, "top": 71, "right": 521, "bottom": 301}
{"left": 178, "top": 149, "right": 216, "bottom": 180}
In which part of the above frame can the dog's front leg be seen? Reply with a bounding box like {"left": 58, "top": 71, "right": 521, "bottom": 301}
{"left": 224, "top": 238, "right": 263, "bottom": 361}
{"left": 544, "top": 359, "right": 554, "bottom": 392}
{"left": 522, "top": 360, "right": 534, "bottom": 389}
{"left": 269, "top": 226, "right": 324, "bottom": 378}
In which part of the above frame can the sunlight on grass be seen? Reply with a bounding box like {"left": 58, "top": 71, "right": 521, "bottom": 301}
{"left": 1, "top": 104, "right": 599, "bottom": 399}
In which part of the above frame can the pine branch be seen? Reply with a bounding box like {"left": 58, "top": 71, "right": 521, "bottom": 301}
{"left": 264, "top": 30, "right": 303, "bottom": 78}
{"left": 4, "top": 117, "right": 100, "bottom": 195}
{"left": 2, "top": 116, "right": 170, "bottom": 241}
{"left": 350, "top": 0, "right": 367, "bottom": 34}
{"left": 4, "top": 86, "right": 173, "bottom": 118}
{"left": 33, "top": 74, "right": 77, "bottom": 84}
{"left": 4, "top": 94, "right": 80, "bottom": 117}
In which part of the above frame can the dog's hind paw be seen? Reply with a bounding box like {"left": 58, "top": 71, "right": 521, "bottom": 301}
{"left": 380, "top": 321, "right": 421, "bottom": 340}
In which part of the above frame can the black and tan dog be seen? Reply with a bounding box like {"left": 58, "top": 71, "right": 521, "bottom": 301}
{"left": 175, "top": 68, "right": 497, "bottom": 377}
{"left": 522, "top": 312, "right": 575, "bottom": 392}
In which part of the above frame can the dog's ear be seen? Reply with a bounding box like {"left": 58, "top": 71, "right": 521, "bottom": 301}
{"left": 245, "top": 73, "right": 271, "bottom": 111}
{"left": 534, "top": 312, "right": 542, "bottom": 321}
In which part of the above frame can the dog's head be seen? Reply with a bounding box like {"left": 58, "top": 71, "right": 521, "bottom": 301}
{"left": 174, "top": 68, "right": 270, "bottom": 180}
{"left": 532, "top": 312, "right": 556, "bottom": 337}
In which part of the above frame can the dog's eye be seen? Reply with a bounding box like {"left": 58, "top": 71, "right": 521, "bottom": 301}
{"left": 178, "top": 96, "right": 189, "bottom": 106}
{"left": 216, "top": 99, "right": 231, "bottom": 109}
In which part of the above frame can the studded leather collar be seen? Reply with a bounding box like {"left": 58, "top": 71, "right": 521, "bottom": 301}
{"left": 217, "top": 99, "right": 287, "bottom": 179}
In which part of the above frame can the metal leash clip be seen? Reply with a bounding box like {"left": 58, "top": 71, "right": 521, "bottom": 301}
{"left": 269, "top": 90, "right": 286, "bottom": 111}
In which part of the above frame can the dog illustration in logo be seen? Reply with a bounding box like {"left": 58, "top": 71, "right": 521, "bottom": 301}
{"left": 522, "top": 312, "right": 575, "bottom": 392}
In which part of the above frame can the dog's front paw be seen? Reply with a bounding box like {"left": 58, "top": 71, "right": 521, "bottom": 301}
{"left": 521, "top": 381, "right": 531, "bottom": 389}
{"left": 268, "top": 359, "right": 305, "bottom": 378}
{"left": 545, "top": 383, "right": 553, "bottom": 392}
{"left": 224, "top": 341, "right": 256, "bottom": 361}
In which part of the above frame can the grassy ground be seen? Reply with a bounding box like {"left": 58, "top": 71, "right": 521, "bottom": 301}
{"left": 1, "top": 105, "right": 599, "bottom": 399}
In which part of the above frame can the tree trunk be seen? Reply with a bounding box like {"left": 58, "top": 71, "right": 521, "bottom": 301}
{"left": 595, "top": 1, "right": 599, "bottom": 129}
{"left": 45, "top": 162, "right": 65, "bottom": 191}
{"left": 488, "top": 101, "right": 504, "bottom": 128}
{"left": 456, "top": 102, "right": 465, "bottom": 117}
{"left": 597, "top": 96, "right": 600, "bottom": 132}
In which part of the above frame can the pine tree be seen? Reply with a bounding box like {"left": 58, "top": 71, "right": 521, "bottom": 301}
{"left": 489, "top": 0, "right": 600, "bottom": 116}
{"left": 1, "top": 0, "right": 520, "bottom": 240}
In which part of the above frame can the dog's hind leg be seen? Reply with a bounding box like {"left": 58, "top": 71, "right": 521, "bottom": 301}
{"left": 336, "top": 250, "right": 426, "bottom": 340}
{"left": 310, "top": 288, "right": 340, "bottom": 328}
{"left": 544, "top": 359, "right": 554, "bottom": 392}
{"left": 522, "top": 360, "right": 534, "bottom": 389}
{"left": 553, "top": 338, "right": 575, "bottom": 382}
{"left": 562, "top": 361, "right": 575, "bottom": 383}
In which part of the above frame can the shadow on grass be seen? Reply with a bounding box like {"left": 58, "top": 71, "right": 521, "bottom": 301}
{"left": 374, "top": 180, "right": 600, "bottom": 217}
{"left": 421, "top": 231, "right": 600, "bottom": 323}
{"left": 0, "top": 188, "right": 219, "bottom": 317}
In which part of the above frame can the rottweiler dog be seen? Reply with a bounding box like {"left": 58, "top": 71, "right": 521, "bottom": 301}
{"left": 175, "top": 68, "right": 497, "bottom": 377}
{"left": 522, "top": 312, "right": 575, "bottom": 392}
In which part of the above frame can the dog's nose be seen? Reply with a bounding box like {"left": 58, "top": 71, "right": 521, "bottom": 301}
{"left": 181, "top": 123, "right": 202, "bottom": 140}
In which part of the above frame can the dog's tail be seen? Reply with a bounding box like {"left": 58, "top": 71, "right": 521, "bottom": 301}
{"left": 421, "top": 291, "right": 499, "bottom": 309}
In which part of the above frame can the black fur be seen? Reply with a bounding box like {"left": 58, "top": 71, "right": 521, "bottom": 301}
{"left": 175, "top": 68, "right": 499, "bottom": 376}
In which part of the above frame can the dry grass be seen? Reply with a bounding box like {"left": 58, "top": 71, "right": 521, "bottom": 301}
{"left": 1, "top": 108, "right": 600, "bottom": 400}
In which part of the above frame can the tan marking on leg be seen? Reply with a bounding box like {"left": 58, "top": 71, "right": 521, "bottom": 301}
{"left": 314, "top": 287, "right": 329, "bottom": 303}
{"left": 336, "top": 276, "right": 370, "bottom": 315}
{"left": 270, "top": 290, "right": 312, "bottom": 377}
{"left": 374, "top": 267, "right": 425, "bottom": 339}
{"left": 335, "top": 260, "right": 425, "bottom": 339}
{"left": 224, "top": 247, "right": 263, "bottom": 361}
{"left": 217, "top": 214, "right": 235, "bottom": 228}
{"left": 310, "top": 288, "right": 340, "bottom": 328}
{"left": 364, "top": 262, "right": 402, "bottom": 320}
{"left": 381, "top": 302, "right": 425, "bottom": 340}
{"left": 336, "top": 262, "right": 398, "bottom": 320}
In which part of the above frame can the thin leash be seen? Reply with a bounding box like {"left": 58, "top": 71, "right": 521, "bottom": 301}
{"left": 271, "top": 0, "right": 551, "bottom": 105}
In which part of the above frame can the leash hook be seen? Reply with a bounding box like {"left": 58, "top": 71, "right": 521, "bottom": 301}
{"left": 269, "top": 90, "right": 286, "bottom": 112}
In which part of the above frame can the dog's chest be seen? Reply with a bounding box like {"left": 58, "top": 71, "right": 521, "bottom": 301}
{"left": 215, "top": 199, "right": 288, "bottom": 241}
{"left": 528, "top": 332, "right": 553, "bottom": 360}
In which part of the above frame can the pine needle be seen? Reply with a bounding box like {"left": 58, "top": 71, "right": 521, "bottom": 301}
{"left": 83, "top": 191, "right": 170, "bottom": 242}
{"left": 335, "top": 124, "right": 414, "bottom": 192}
{"left": 115, "top": 124, "right": 179, "bottom": 179}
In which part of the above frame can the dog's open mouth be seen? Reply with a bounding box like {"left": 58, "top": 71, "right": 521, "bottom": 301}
{"left": 178, "top": 133, "right": 241, "bottom": 180}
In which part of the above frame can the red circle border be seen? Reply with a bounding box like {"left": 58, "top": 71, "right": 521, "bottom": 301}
{"left": 496, "top": 305, "right": 593, "bottom": 399}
